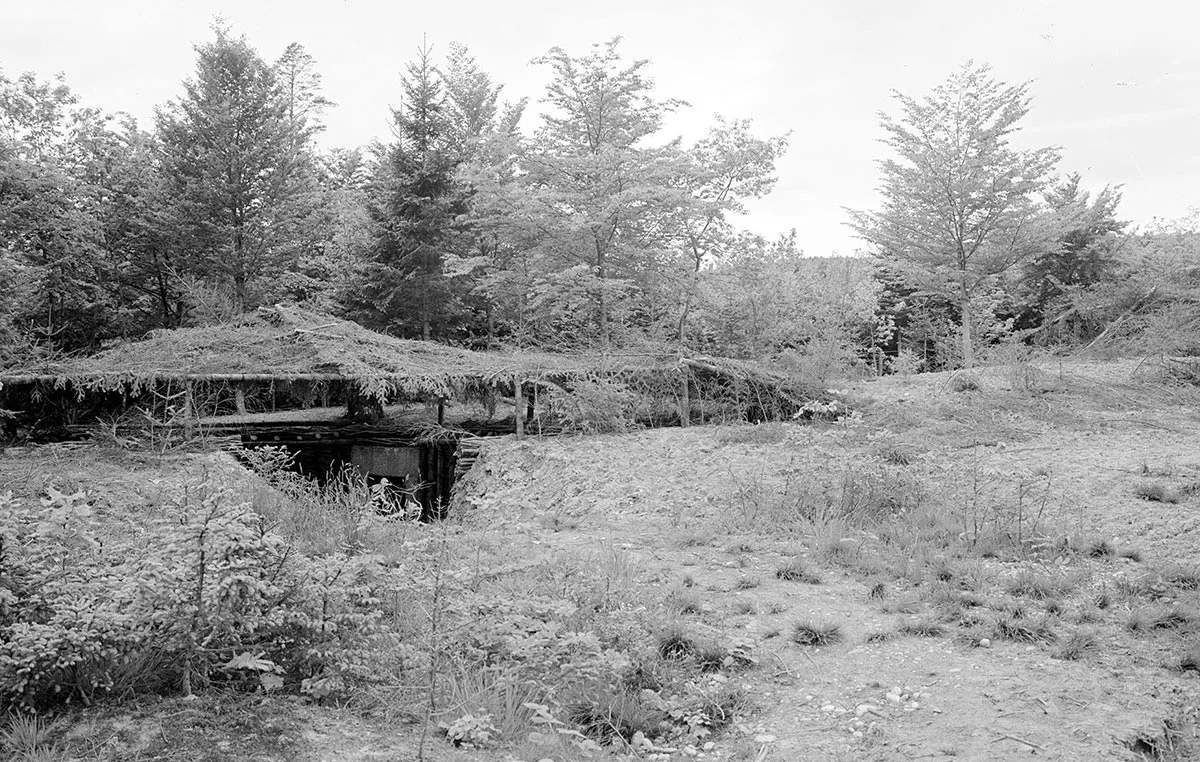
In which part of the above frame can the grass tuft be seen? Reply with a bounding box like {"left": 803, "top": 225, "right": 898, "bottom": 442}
{"left": 1169, "top": 642, "right": 1200, "bottom": 673}
{"left": 733, "top": 577, "right": 760, "bottom": 590}
{"left": 1117, "top": 546, "right": 1143, "bottom": 562}
{"left": 993, "top": 613, "right": 1057, "bottom": 643}
{"left": 775, "top": 559, "right": 823, "bottom": 584}
{"left": 1158, "top": 563, "right": 1200, "bottom": 591}
{"left": 1134, "top": 482, "right": 1180, "bottom": 504}
{"left": 1006, "top": 569, "right": 1083, "bottom": 600}
{"left": 695, "top": 642, "right": 729, "bottom": 674}
{"left": 730, "top": 599, "right": 757, "bottom": 615}
{"left": 949, "top": 373, "right": 981, "bottom": 393}
{"left": 1126, "top": 605, "right": 1198, "bottom": 633}
{"left": 898, "top": 618, "right": 947, "bottom": 638}
{"left": 657, "top": 626, "right": 699, "bottom": 660}
{"left": 1053, "top": 629, "right": 1098, "bottom": 660}
{"left": 791, "top": 619, "right": 843, "bottom": 647}
{"left": 565, "top": 689, "right": 665, "bottom": 744}
{"left": 664, "top": 588, "right": 704, "bottom": 615}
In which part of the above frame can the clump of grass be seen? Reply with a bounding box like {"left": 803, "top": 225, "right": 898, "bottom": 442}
{"left": 791, "top": 619, "right": 843, "bottom": 647}
{"left": 1118, "top": 546, "right": 1143, "bottom": 562}
{"left": 957, "top": 591, "right": 989, "bottom": 608}
{"left": 818, "top": 537, "right": 861, "bottom": 565}
{"left": 956, "top": 620, "right": 995, "bottom": 647}
{"left": 1086, "top": 538, "right": 1116, "bottom": 558}
{"left": 657, "top": 626, "right": 699, "bottom": 660}
{"left": 929, "top": 556, "right": 958, "bottom": 583}
{"left": 733, "top": 577, "right": 760, "bottom": 590}
{"left": 867, "top": 582, "right": 888, "bottom": 600}
{"left": 765, "top": 601, "right": 788, "bottom": 615}
{"left": 730, "top": 599, "right": 757, "bottom": 615}
{"left": 695, "top": 642, "right": 729, "bottom": 674}
{"left": 1004, "top": 601, "right": 1029, "bottom": 619}
{"left": 1044, "top": 599, "right": 1066, "bottom": 616}
{"left": 883, "top": 597, "right": 923, "bottom": 615}
{"left": 993, "top": 613, "right": 1057, "bottom": 643}
{"left": 565, "top": 689, "right": 665, "bottom": 744}
{"left": 898, "top": 618, "right": 946, "bottom": 638}
{"left": 690, "top": 684, "right": 748, "bottom": 733}
{"left": 1134, "top": 482, "right": 1180, "bottom": 504}
{"left": 956, "top": 609, "right": 989, "bottom": 629}
{"left": 0, "top": 714, "right": 57, "bottom": 760}
{"left": 865, "top": 630, "right": 896, "bottom": 644}
{"left": 664, "top": 588, "right": 704, "bottom": 615}
{"left": 1157, "top": 563, "right": 1200, "bottom": 591}
{"left": 1168, "top": 641, "right": 1200, "bottom": 673}
{"left": 1127, "top": 605, "right": 1198, "bottom": 633}
{"left": 679, "top": 531, "right": 713, "bottom": 548}
{"left": 624, "top": 657, "right": 667, "bottom": 693}
{"left": 775, "top": 559, "right": 823, "bottom": 584}
{"left": 1006, "top": 570, "right": 1083, "bottom": 600}
{"left": 1053, "top": 629, "right": 1098, "bottom": 660}
{"left": 727, "top": 540, "right": 755, "bottom": 554}
{"left": 875, "top": 444, "right": 917, "bottom": 466}
{"left": 949, "top": 373, "right": 981, "bottom": 393}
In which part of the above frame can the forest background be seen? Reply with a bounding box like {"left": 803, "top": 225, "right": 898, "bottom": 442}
{"left": 3, "top": 24, "right": 1199, "bottom": 373}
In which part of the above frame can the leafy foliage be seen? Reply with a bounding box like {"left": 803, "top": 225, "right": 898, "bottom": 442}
{"left": 850, "top": 62, "right": 1061, "bottom": 367}
{"left": 0, "top": 485, "right": 385, "bottom": 711}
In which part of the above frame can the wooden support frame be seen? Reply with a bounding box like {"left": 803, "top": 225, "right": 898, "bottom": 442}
{"left": 514, "top": 379, "right": 525, "bottom": 439}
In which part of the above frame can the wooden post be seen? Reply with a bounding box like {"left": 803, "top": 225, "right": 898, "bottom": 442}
{"left": 514, "top": 379, "right": 524, "bottom": 440}
{"left": 437, "top": 398, "right": 445, "bottom": 425}
{"left": 235, "top": 387, "right": 247, "bottom": 416}
{"left": 679, "top": 373, "right": 691, "bottom": 428}
{"left": 182, "top": 383, "right": 195, "bottom": 439}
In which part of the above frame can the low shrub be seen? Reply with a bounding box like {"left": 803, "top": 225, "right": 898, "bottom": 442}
{"left": 0, "top": 486, "right": 388, "bottom": 712}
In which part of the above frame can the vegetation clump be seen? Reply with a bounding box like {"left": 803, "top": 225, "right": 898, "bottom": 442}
{"left": 791, "top": 620, "right": 843, "bottom": 647}
{"left": 776, "top": 559, "right": 823, "bottom": 584}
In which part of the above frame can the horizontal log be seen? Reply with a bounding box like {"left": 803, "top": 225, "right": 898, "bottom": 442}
{"left": 0, "top": 373, "right": 349, "bottom": 386}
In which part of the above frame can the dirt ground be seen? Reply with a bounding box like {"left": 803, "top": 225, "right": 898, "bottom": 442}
{"left": 4, "top": 356, "right": 1200, "bottom": 761}
{"left": 444, "top": 357, "right": 1200, "bottom": 761}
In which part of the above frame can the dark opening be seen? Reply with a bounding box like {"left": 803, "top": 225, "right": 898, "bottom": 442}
{"left": 239, "top": 423, "right": 458, "bottom": 521}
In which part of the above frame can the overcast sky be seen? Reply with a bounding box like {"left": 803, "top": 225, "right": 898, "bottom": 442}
{"left": 5, "top": 0, "right": 1200, "bottom": 256}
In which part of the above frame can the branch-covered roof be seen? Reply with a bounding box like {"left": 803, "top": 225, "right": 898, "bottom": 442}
{"left": 1, "top": 305, "right": 803, "bottom": 404}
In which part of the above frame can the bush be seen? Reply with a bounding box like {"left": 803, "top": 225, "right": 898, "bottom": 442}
{"left": 545, "top": 377, "right": 643, "bottom": 434}
{"left": 0, "top": 486, "right": 388, "bottom": 711}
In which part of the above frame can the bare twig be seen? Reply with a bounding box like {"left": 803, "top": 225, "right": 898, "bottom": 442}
{"left": 990, "top": 732, "right": 1045, "bottom": 751}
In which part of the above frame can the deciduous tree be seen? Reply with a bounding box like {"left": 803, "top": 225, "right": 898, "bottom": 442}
{"left": 848, "top": 62, "right": 1060, "bottom": 367}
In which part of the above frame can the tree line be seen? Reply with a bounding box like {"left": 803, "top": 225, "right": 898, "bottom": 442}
{"left": 2, "top": 28, "right": 1197, "bottom": 371}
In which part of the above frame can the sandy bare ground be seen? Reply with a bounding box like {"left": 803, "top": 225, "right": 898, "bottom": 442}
{"left": 446, "top": 357, "right": 1200, "bottom": 761}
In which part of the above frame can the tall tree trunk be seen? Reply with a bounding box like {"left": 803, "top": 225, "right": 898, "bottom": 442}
{"left": 233, "top": 225, "right": 247, "bottom": 312}
{"left": 959, "top": 273, "right": 974, "bottom": 369}
{"left": 594, "top": 235, "right": 608, "bottom": 349}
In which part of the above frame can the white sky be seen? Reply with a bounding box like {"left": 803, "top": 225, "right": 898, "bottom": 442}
{"left": 6, "top": 0, "right": 1200, "bottom": 256}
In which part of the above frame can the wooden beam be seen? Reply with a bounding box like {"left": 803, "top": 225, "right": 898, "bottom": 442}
{"left": 0, "top": 372, "right": 350, "bottom": 386}
{"left": 514, "top": 380, "right": 524, "bottom": 440}
{"left": 679, "top": 373, "right": 691, "bottom": 428}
